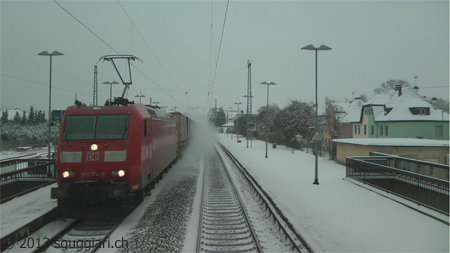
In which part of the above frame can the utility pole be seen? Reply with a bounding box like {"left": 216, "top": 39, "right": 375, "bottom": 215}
{"left": 246, "top": 60, "right": 252, "bottom": 148}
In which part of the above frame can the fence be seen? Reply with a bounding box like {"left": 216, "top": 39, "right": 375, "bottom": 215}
{"left": 0, "top": 159, "right": 56, "bottom": 203}
{"left": 346, "top": 155, "right": 449, "bottom": 215}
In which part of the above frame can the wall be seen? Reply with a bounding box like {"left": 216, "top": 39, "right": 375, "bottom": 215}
{"left": 336, "top": 142, "right": 449, "bottom": 165}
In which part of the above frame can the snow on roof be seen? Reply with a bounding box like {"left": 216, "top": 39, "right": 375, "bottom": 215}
{"left": 365, "top": 93, "right": 392, "bottom": 105}
{"left": 333, "top": 138, "right": 449, "bottom": 147}
{"left": 340, "top": 99, "right": 363, "bottom": 123}
{"left": 361, "top": 88, "right": 449, "bottom": 122}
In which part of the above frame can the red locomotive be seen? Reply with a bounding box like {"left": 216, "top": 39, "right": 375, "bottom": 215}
{"left": 50, "top": 55, "right": 191, "bottom": 218}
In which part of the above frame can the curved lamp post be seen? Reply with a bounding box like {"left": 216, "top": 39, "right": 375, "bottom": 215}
{"left": 135, "top": 90, "right": 146, "bottom": 104}
{"left": 301, "top": 44, "right": 332, "bottom": 185}
{"left": 260, "top": 81, "right": 277, "bottom": 158}
{"left": 38, "top": 50, "right": 64, "bottom": 159}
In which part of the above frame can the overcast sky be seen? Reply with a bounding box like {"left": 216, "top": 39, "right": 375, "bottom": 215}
{"left": 1, "top": 0, "right": 448, "bottom": 118}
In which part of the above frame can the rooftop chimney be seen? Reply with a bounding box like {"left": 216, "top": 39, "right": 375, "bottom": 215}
{"left": 395, "top": 84, "right": 402, "bottom": 97}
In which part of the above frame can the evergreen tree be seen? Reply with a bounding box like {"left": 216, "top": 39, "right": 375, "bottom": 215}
{"left": 215, "top": 107, "right": 226, "bottom": 127}
{"left": 21, "top": 111, "right": 27, "bottom": 125}
{"left": 28, "top": 106, "right": 35, "bottom": 124}
{"left": 1, "top": 110, "right": 8, "bottom": 124}
{"left": 13, "top": 111, "right": 21, "bottom": 123}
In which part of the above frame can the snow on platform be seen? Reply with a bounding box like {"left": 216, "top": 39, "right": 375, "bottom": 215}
{"left": 216, "top": 134, "right": 449, "bottom": 252}
{"left": 1, "top": 184, "right": 57, "bottom": 237}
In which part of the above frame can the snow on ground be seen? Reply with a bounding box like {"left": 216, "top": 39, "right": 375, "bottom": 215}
{"left": 0, "top": 183, "right": 57, "bottom": 237}
{"left": 1, "top": 130, "right": 448, "bottom": 252}
{"left": 216, "top": 134, "right": 449, "bottom": 252}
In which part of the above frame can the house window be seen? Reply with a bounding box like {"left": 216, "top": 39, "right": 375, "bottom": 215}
{"left": 385, "top": 126, "right": 388, "bottom": 136}
{"left": 364, "top": 125, "right": 367, "bottom": 135}
{"left": 358, "top": 125, "right": 360, "bottom": 134}
{"left": 371, "top": 126, "right": 374, "bottom": 135}
{"left": 410, "top": 107, "right": 430, "bottom": 115}
{"left": 380, "top": 125, "right": 383, "bottom": 136}
{"left": 436, "top": 126, "right": 443, "bottom": 137}
{"left": 354, "top": 125, "right": 357, "bottom": 134}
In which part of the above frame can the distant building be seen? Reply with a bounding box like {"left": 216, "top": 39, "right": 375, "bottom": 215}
{"left": 323, "top": 98, "right": 363, "bottom": 154}
{"left": 333, "top": 138, "right": 449, "bottom": 165}
{"left": 352, "top": 86, "right": 448, "bottom": 140}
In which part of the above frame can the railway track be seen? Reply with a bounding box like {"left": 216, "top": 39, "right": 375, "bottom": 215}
{"left": 37, "top": 211, "right": 128, "bottom": 253}
{"left": 41, "top": 218, "right": 122, "bottom": 252}
{"left": 213, "top": 142, "right": 313, "bottom": 253}
{"left": 197, "top": 149, "right": 262, "bottom": 252}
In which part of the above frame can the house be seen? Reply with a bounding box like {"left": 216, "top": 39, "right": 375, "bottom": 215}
{"left": 352, "top": 86, "right": 449, "bottom": 140}
{"left": 323, "top": 98, "right": 363, "bottom": 154}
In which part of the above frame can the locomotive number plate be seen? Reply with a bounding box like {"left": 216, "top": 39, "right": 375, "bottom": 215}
{"left": 87, "top": 153, "right": 100, "bottom": 161}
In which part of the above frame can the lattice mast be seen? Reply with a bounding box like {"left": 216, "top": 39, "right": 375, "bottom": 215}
{"left": 246, "top": 60, "right": 252, "bottom": 115}
{"left": 93, "top": 65, "right": 98, "bottom": 106}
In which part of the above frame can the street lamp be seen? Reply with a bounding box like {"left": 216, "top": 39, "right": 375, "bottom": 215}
{"left": 103, "top": 81, "right": 119, "bottom": 101}
{"left": 260, "top": 81, "right": 277, "bottom": 158}
{"left": 135, "top": 90, "right": 146, "bottom": 104}
{"left": 234, "top": 102, "right": 242, "bottom": 142}
{"left": 243, "top": 95, "right": 254, "bottom": 148}
{"left": 38, "top": 50, "right": 64, "bottom": 159}
{"left": 301, "top": 44, "right": 332, "bottom": 185}
{"left": 234, "top": 102, "right": 242, "bottom": 115}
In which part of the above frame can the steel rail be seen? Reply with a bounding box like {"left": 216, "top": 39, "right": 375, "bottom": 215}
{"left": 217, "top": 141, "right": 313, "bottom": 253}
{"left": 196, "top": 148, "right": 262, "bottom": 252}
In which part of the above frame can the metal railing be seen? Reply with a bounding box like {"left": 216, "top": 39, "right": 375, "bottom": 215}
{"left": 346, "top": 156, "right": 449, "bottom": 215}
{"left": 369, "top": 152, "right": 449, "bottom": 181}
{"left": 1, "top": 159, "right": 56, "bottom": 186}
{"left": 1, "top": 159, "right": 56, "bottom": 203}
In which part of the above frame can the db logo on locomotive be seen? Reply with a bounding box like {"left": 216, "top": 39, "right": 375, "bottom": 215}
{"left": 87, "top": 153, "right": 100, "bottom": 161}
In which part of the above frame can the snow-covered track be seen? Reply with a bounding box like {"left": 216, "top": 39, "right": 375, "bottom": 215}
{"left": 39, "top": 217, "right": 123, "bottom": 253}
{"left": 196, "top": 149, "right": 262, "bottom": 252}
{"left": 217, "top": 141, "right": 313, "bottom": 253}
{"left": 0, "top": 208, "right": 62, "bottom": 251}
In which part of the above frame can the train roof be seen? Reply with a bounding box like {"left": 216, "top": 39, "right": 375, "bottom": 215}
{"left": 65, "top": 104, "right": 174, "bottom": 120}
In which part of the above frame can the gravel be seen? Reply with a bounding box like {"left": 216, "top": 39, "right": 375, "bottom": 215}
{"left": 119, "top": 176, "right": 198, "bottom": 252}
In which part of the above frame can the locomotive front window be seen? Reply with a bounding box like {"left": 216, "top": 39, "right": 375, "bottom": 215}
{"left": 96, "top": 114, "right": 129, "bottom": 140}
{"left": 63, "top": 115, "right": 96, "bottom": 140}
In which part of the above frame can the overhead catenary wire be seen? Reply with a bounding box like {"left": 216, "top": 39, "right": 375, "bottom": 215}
{"left": 53, "top": 0, "right": 120, "bottom": 55}
{"left": 53, "top": 0, "right": 187, "bottom": 108}
{"left": 117, "top": 0, "right": 180, "bottom": 89}
{"left": 207, "top": 0, "right": 230, "bottom": 109}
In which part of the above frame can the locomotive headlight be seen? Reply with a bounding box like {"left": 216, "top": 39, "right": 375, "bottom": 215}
{"left": 118, "top": 170, "right": 125, "bottom": 177}
{"left": 111, "top": 170, "right": 118, "bottom": 177}
{"left": 91, "top": 144, "right": 98, "bottom": 151}
{"left": 62, "top": 171, "right": 75, "bottom": 178}
{"left": 62, "top": 171, "right": 70, "bottom": 178}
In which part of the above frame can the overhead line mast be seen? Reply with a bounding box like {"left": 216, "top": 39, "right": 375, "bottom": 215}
{"left": 247, "top": 60, "right": 252, "bottom": 115}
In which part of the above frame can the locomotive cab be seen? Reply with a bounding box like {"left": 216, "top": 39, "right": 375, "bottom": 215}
{"left": 51, "top": 104, "right": 178, "bottom": 218}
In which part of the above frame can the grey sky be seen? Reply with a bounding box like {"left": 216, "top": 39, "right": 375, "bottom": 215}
{"left": 1, "top": 0, "right": 448, "bottom": 118}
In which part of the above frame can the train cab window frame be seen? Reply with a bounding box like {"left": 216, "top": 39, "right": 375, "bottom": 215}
{"left": 96, "top": 114, "right": 129, "bottom": 140}
{"left": 63, "top": 115, "right": 96, "bottom": 140}
{"left": 63, "top": 114, "right": 129, "bottom": 141}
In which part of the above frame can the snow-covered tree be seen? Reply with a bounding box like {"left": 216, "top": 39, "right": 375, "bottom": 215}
{"left": 256, "top": 104, "right": 280, "bottom": 143}
{"left": 276, "top": 100, "right": 313, "bottom": 148}
{"left": 215, "top": 107, "right": 226, "bottom": 127}
{"left": 234, "top": 114, "right": 257, "bottom": 137}
{"left": 374, "top": 79, "right": 411, "bottom": 94}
